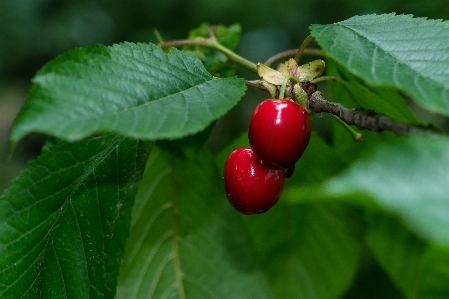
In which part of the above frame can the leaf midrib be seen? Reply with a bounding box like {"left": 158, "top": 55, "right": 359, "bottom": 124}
{"left": 36, "top": 72, "right": 214, "bottom": 123}
{"left": 169, "top": 159, "right": 186, "bottom": 299}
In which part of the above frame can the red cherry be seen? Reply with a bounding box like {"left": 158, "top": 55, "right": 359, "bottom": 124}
{"left": 223, "top": 147, "right": 284, "bottom": 214}
{"left": 248, "top": 99, "right": 311, "bottom": 169}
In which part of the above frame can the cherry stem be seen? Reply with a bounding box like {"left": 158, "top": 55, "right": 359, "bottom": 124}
{"left": 279, "top": 76, "right": 299, "bottom": 100}
{"left": 160, "top": 37, "right": 258, "bottom": 73}
{"left": 331, "top": 114, "right": 363, "bottom": 142}
{"left": 154, "top": 29, "right": 165, "bottom": 43}
{"left": 294, "top": 35, "right": 315, "bottom": 63}
{"left": 312, "top": 75, "right": 339, "bottom": 84}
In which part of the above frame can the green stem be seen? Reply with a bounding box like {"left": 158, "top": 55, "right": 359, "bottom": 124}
{"left": 294, "top": 35, "right": 315, "bottom": 62}
{"left": 160, "top": 37, "right": 258, "bottom": 73}
{"left": 154, "top": 29, "right": 165, "bottom": 43}
{"left": 264, "top": 48, "right": 326, "bottom": 67}
{"left": 312, "top": 76, "right": 339, "bottom": 84}
{"left": 332, "top": 114, "right": 363, "bottom": 142}
{"left": 279, "top": 76, "right": 299, "bottom": 100}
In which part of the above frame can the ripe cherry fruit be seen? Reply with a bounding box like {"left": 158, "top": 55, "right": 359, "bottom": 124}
{"left": 249, "top": 99, "right": 311, "bottom": 169}
{"left": 223, "top": 147, "right": 284, "bottom": 214}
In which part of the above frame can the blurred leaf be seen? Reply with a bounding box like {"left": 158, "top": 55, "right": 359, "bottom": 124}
{"left": 366, "top": 213, "right": 449, "bottom": 298}
{"left": 215, "top": 131, "right": 249, "bottom": 174}
{"left": 418, "top": 245, "right": 449, "bottom": 298}
{"left": 9, "top": 43, "right": 246, "bottom": 146}
{"left": 325, "top": 58, "right": 398, "bottom": 163}
{"left": 323, "top": 135, "right": 449, "bottom": 246}
{"left": 282, "top": 129, "right": 385, "bottom": 209}
{"left": 366, "top": 213, "right": 426, "bottom": 298}
{"left": 311, "top": 13, "right": 449, "bottom": 116}
{"left": 290, "top": 132, "right": 346, "bottom": 184}
{"left": 117, "top": 144, "right": 272, "bottom": 299}
{"left": 186, "top": 23, "right": 241, "bottom": 77}
{"left": 214, "top": 24, "right": 241, "bottom": 50}
{"left": 216, "top": 132, "right": 364, "bottom": 298}
{"left": 0, "top": 135, "right": 152, "bottom": 298}
{"left": 242, "top": 203, "right": 365, "bottom": 299}
{"left": 188, "top": 23, "right": 241, "bottom": 50}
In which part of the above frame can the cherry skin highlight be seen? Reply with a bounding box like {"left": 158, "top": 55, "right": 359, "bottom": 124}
{"left": 249, "top": 99, "right": 312, "bottom": 169}
{"left": 223, "top": 147, "right": 284, "bottom": 214}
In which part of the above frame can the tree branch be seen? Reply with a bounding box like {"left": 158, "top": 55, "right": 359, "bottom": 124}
{"left": 308, "top": 91, "right": 434, "bottom": 136}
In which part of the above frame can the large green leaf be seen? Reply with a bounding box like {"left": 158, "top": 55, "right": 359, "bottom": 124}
{"left": 9, "top": 43, "right": 246, "bottom": 146}
{"left": 242, "top": 203, "right": 365, "bottom": 299}
{"left": 0, "top": 135, "right": 152, "bottom": 298}
{"left": 117, "top": 144, "right": 272, "bottom": 299}
{"left": 311, "top": 14, "right": 449, "bottom": 116}
{"left": 322, "top": 135, "right": 449, "bottom": 246}
{"left": 282, "top": 128, "right": 389, "bottom": 209}
{"left": 366, "top": 213, "right": 449, "bottom": 298}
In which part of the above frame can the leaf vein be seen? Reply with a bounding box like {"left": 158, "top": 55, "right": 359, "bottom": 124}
{"left": 130, "top": 230, "right": 173, "bottom": 299}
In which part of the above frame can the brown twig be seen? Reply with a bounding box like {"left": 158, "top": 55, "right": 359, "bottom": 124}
{"left": 308, "top": 91, "right": 433, "bottom": 136}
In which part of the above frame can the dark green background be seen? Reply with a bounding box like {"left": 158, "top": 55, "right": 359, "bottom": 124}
{"left": 1, "top": 1, "right": 448, "bottom": 298}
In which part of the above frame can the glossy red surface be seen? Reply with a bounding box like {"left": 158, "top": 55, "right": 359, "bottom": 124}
{"left": 248, "top": 99, "right": 311, "bottom": 168}
{"left": 223, "top": 147, "right": 284, "bottom": 214}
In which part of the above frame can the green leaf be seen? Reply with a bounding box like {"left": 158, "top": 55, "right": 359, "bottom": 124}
{"left": 282, "top": 128, "right": 389, "bottom": 209}
{"left": 187, "top": 23, "right": 242, "bottom": 77}
{"left": 117, "top": 144, "right": 272, "bottom": 299}
{"left": 366, "top": 213, "right": 426, "bottom": 298}
{"left": 188, "top": 23, "right": 241, "bottom": 51}
{"left": 242, "top": 203, "right": 365, "bottom": 299}
{"left": 323, "top": 135, "right": 449, "bottom": 246}
{"left": 418, "top": 245, "right": 449, "bottom": 298}
{"left": 289, "top": 132, "right": 346, "bottom": 184}
{"left": 0, "top": 135, "right": 152, "bottom": 298}
{"left": 366, "top": 213, "right": 449, "bottom": 298}
{"left": 9, "top": 42, "right": 246, "bottom": 146}
{"left": 311, "top": 13, "right": 449, "bottom": 116}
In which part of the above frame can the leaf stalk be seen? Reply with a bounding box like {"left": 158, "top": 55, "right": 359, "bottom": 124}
{"left": 160, "top": 37, "right": 258, "bottom": 73}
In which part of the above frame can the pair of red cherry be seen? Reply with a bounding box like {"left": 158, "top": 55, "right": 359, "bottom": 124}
{"left": 223, "top": 99, "right": 312, "bottom": 214}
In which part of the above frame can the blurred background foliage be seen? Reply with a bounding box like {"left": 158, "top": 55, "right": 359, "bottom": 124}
{"left": 1, "top": 1, "right": 449, "bottom": 298}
